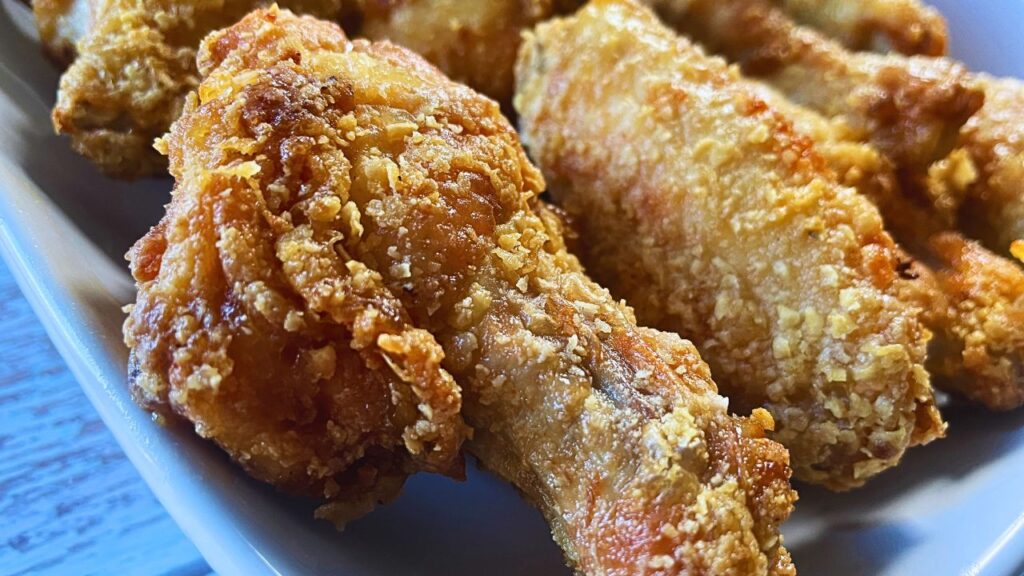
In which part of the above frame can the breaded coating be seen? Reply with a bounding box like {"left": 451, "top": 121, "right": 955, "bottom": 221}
{"left": 926, "top": 235, "right": 1024, "bottom": 410}
{"left": 774, "top": 0, "right": 947, "bottom": 56}
{"left": 40, "top": 0, "right": 576, "bottom": 177}
{"left": 123, "top": 9, "right": 466, "bottom": 524}
{"left": 646, "top": 0, "right": 983, "bottom": 173}
{"left": 765, "top": 1, "right": 1023, "bottom": 260}
{"left": 355, "top": 0, "right": 581, "bottom": 108}
{"left": 743, "top": 81, "right": 902, "bottom": 221}
{"left": 49, "top": 0, "right": 348, "bottom": 178}
{"left": 956, "top": 75, "right": 1024, "bottom": 257}
{"left": 130, "top": 8, "right": 799, "bottom": 573}
{"left": 516, "top": 0, "right": 944, "bottom": 490}
{"left": 32, "top": 0, "right": 95, "bottom": 64}
{"left": 750, "top": 82, "right": 1024, "bottom": 410}
{"left": 736, "top": 0, "right": 1021, "bottom": 260}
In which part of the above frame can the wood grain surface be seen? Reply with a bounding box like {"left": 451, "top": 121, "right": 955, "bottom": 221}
{"left": 0, "top": 258, "right": 212, "bottom": 576}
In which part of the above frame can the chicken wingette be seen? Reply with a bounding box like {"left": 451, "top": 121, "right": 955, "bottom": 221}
{"left": 646, "top": 0, "right": 983, "bottom": 175}
{"left": 735, "top": 0, "right": 1024, "bottom": 404}
{"left": 773, "top": 0, "right": 947, "bottom": 56}
{"left": 125, "top": 8, "right": 798, "bottom": 574}
{"left": 956, "top": 76, "right": 1024, "bottom": 259}
{"left": 46, "top": 0, "right": 349, "bottom": 177}
{"left": 516, "top": 0, "right": 945, "bottom": 490}
{"left": 766, "top": 0, "right": 1024, "bottom": 261}
{"left": 925, "top": 234, "right": 1024, "bottom": 409}
{"left": 747, "top": 82, "right": 1024, "bottom": 410}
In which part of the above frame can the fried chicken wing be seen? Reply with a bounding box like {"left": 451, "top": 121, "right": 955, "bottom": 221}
{"left": 742, "top": 81, "right": 903, "bottom": 221}
{"left": 355, "top": 0, "right": 581, "bottom": 110}
{"left": 761, "top": 2, "right": 1023, "bottom": 260}
{"left": 126, "top": 7, "right": 797, "bottom": 573}
{"left": 40, "top": 0, "right": 576, "bottom": 177}
{"left": 47, "top": 0, "right": 350, "bottom": 178}
{"left": 956, "top": 75, "right": 1024, "bottom": 258}
{"left": 122, "top": 13, "right": 468, "bottom": 522}
{"left": 33, "top": 0, "right": 95, "bottom": 64}
{"left": 646, "top": 0, "right": 983, "bottom": 174}
{"left": 748, "top": 82, "right": 1024, "bottom": 409}
{"left": 926, "top": 234, "right": 1024, "bottom": 409}
{"left": 773, "top": 0, "right": 947, "bottom": 56}
{"left": 516, "top": 0, "right": 944, "bottom": 490}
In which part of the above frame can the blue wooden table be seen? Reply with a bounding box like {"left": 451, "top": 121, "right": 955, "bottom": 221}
{"left": 0, "top": 258, "right": 212, "bottom": 576}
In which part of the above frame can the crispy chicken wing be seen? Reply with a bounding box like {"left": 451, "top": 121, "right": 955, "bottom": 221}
{"left": 763, "top": 2, "right": 1024, "bottom": 260}
{"left": 33, "top": 0, "right": 95, "bottom": 64}
{"left": 47, "top": 0, "right": 349, "bottom": 178}
{"left": 926, "top": 234, "right": 1024, "bottom": 409}
{"left": 39, "top": 0, "right": 575, "bottom": 177}
{"left": 515, "top": 0, "right": 944, "bottom": 490}
{"left": 742, "top": 81, "right": 903, "bottom": 223}
{"left": 773, "top": 0, "right": 947, "bottom": 56}
{"left": 126, "top": 8, "right": 797, "bottom": 573}
{"left": 646, "top": 0, "right": 983, "bottom": 174}
{"left": 122, "top": 11, "right": 467, "bottom": 523}
{"left": 355, "top": 0, "right": 581, "bottom": 110}
{"left": 956, "top": 75, "right": 1024, "bottom": 258}
{"left": 748, "top": 82, "right": 1024, "bottom": 409}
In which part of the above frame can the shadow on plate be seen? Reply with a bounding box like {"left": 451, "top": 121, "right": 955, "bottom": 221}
{"left": 174, "top": 414, "right": 571, "bottom": 576}
{"left": 790, "top": 406, "right": 1024, "bottom": 573}
{"left": 341, "top": 462, "right": 569, "bottom": 575}
{"left": 790, "top": 523, "right": 925, "bottom": 576}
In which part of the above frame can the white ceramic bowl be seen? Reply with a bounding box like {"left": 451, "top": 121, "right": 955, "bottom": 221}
{"left": 0, "top": 0, "right": 1021, "bottom": 574}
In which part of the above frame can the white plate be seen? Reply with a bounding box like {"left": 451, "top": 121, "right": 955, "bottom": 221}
{"left": 0, "top": 1, "right": 1021, "bottom": 574}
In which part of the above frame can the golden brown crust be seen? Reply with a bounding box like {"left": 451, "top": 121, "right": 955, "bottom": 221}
{"left": 355, "top": 0, "right": 582, "bottom": 108}
{"left": 956, "top": 75, "right": 1024, "bottom": 257}
{"left": 42, "top": 0, "right": 578, "bottom": 177}
{"left": 639, "top": 1, "right": 1024, "bottom": 409}
{"left": 774, "top": 0, "right": 948, "bottom": 56}
{"left": 743, "top": 78, "right": 1024, "bottom": 411}
{"left": 516, "top": 0, "right": 944, "bottom": 490}
{"left": 926, "top": 234, "right": 1024, "bottom": 410}
{"left": 646, "top": 0, "right": 983, "bottom": 173}
{"left": 128, "top": 7, "right": 797, "bottom": 572}
{"left": 124, "top": 11, "right": 467, "bottom": 524}
{"left": 742, "top": 81, "right": 902, "bottom": 221}
{"left": 49, "top": 0, "right": 349, "bottom": 178}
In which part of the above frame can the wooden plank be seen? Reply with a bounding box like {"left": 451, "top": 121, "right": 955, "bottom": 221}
{"left": 0, "top": 260, "right": 213, "bottom": 576}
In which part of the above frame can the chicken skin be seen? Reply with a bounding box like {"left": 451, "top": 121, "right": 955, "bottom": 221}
{"left": 646, "top": 0, "right": 983, "bottom": 175}
{"left": 38, "top": 0, "right": 575, "bottom": 177}
{"left": 121, "top": 8, "right": 468, "bottom": 522}
{"left": 764, "top": 1, "right": 1024, "bottom": 261}
{"left": 956, "top": 76, "right": 1024, "bottom": 259}
{"left": 729, "top": 5, "right": 1024, "bottom": 408}
{"left": 516, "top": 0, "right": 945, "bottom": 490}
{"left": 355, "top": 0, "right": 581, "bottom": 111}
{"left": 748, "top": 82, "right": 1024, "bottom": 410}
{"left": 774, "top": 0, "right": 947, "bottom": 56}
{"left": 46, "top": 0, "right": 349, "bottom": 178}
{"left": 125, "top": 8, "right": 797, "bottom": 574}
{"left": 925, "top": 234, "right": 1024, "bottom": 410}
